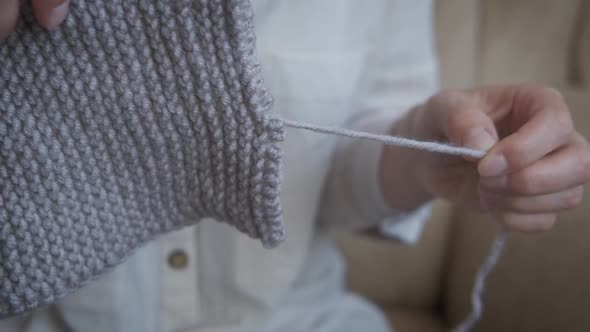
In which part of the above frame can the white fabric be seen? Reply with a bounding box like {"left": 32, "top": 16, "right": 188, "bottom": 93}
{"left": 0, "top": 0, "right": 438, "bottom": 331}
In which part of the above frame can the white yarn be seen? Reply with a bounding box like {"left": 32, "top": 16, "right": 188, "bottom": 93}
{"left": 283, "top": 118, "right": 507, "bottom": 332}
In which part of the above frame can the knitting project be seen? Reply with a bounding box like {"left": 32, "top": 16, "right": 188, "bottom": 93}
{"left": 1, "top": 0, "right": 284, "bottom": 318}
{"left": 0, "top": 0, "right": 505, "bottom": 330}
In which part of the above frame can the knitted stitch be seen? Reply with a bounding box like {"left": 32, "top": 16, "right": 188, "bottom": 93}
{"left": 0, "top": 0, "right": 284, "bottom": 318}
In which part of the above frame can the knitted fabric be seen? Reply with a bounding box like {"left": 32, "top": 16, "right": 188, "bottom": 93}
{"left": 0, "top": 0, "right": 284, "bottom": 318}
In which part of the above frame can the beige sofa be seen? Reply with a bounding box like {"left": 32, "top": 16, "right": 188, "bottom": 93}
{"left": 336, "top": 1, "right": 590, "bottom": 331}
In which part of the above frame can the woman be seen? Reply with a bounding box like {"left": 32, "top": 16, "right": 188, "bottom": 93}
{"left": 1, "top": 1, "right": 589, "bottom": 331}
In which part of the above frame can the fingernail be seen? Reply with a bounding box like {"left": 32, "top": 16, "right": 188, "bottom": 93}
{"left": 478, "top": 153, "right": 508, "bottom": 177}
{"left": 45, "top": 1, "right": 69, "bottom": 29}
{"left": 464, "top": 128, "right": 496, "bottom": 151}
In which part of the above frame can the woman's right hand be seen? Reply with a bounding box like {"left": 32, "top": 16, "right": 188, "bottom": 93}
{"left": 0, "top": 0, "right": 70, "bottom": 40}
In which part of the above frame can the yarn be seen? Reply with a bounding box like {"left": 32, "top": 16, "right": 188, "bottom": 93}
{"left": 453, "top": 227, "right": 509, "bottom": 332}
{"left": 282, "top": 119, "right": 486, "bottom": 159}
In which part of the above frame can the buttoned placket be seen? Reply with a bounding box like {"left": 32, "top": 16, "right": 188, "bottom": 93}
{"left": 159, "top": 225, "right": 203, "bottom": 332}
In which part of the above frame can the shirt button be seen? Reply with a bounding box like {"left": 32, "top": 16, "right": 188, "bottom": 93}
{"left": 168, "top": 249, "right": 189, "bottom": 269}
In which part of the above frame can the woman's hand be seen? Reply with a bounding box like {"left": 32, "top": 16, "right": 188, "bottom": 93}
{"left": 0, "top": 0, "right": 70, "bottom": 40}
{"left": 380, "top": 84, "right": 590, "bottom": 232}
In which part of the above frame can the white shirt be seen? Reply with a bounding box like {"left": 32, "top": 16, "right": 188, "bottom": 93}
{"left": 1, "top": 1, "right": 438, "bottom": 331}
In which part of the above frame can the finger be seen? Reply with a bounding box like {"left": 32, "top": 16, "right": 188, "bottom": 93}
{"left": 32, "top": 0, "right": 70, "bottom": 30}
{"left": 480, "top": 134, "right": 590, "bottom": 194}
{"left": 478, "top": 87, "right": 573, "bottom": 177}
{"left": 424, "top": 164, "right": 484, "bottom": 209}
{"left": 480, "top": 185, "right": 584, "bottom": 214}
{"left": 0, "top": 0, "right": 19, "bottom": 41}
{"left": 427, "top": 91, "right": 498, "bottom": 160}
{"left": 493, "top": 212, "right": 557, "bottom": 233}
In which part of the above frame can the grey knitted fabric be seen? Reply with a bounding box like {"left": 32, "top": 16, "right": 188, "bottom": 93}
{"left": 0, "top": 0, "right": 285, "bottom": 318}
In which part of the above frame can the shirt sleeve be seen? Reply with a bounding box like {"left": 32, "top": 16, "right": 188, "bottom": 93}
{"left": 318, "top": 0, "right": 439, "bottom": 244}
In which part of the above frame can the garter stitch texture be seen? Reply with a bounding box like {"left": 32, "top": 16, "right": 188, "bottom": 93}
{"left": 0, "top": 0, "right": 285, "bottom": 318}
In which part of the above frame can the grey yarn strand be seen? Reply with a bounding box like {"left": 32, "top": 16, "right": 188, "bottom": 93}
{"left": 453, "top": 227, "right": 509, "bottom": 332}
{"left": 283, "top": 118, "right": 507, "bottom": 332}
{"left": 282, "top": 119, "right": 486, "bottom": 159}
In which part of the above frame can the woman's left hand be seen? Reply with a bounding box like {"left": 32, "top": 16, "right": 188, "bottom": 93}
{"left": 380, "top": 84, "right": 590, "bottom": 232}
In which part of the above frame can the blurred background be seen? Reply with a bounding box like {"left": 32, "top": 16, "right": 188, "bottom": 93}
{"left": 335, "top": 0, "right": 590, "bottom": 331}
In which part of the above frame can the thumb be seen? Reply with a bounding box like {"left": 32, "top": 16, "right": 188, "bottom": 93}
{"left": 0, "top": 0, "right": 19, "bottom": 41}
{"left": 428, "top": 92, "right": 498, "bottom": 159}
{"left": 32, "top": 0, "right": 70, "bottom": 30}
